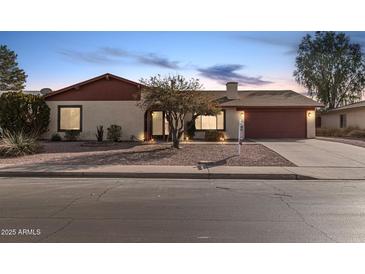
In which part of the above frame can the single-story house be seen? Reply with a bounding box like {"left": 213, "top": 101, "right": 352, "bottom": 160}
{"left": 319, "top": 101, "right": 365, "bottom": 129}
{"left": 43, "top": 73, "right": 322, "bottom": 141}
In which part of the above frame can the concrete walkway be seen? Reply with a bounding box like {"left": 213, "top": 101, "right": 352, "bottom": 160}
{"left": 0, "top": 164, "right": 364, "bottom": 180}
{"left": 257, "top": 139, "right": 365, "bottom": 167}
{"left": 0, "top": 164, "right": 307, "bottom": 180}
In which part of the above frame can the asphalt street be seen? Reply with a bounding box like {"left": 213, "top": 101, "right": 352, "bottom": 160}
{"left": 0, "top": 177, "right": 365, "bottom": 242}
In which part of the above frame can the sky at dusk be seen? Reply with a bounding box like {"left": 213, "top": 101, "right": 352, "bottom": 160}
{"left": 1, "top": 31, "right": 365, "bottom": 92}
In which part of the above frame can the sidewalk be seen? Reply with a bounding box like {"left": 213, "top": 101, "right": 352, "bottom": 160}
{"left": 0, "top": 163, "right": 364, "bottom": 180}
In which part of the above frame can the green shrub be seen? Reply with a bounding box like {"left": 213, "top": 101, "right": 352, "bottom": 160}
{"left": 347, "top": 129, "right": 365, "bottom": 138}
{"left": 204, "top": 130, "right": 225, "bottom": 141}
{"left": 107, "top": 124, "right": 122, "bottom": 142}
{"left": 96, "top": 125, "right": 104, "bottom": 142}
{"left": 51, "top": 133, "right": 62, "bottom": 141}
{"left": 0, "top": 131, "right": 39, "bottom": 157}
{"left": 64, "top": 130, "right": 80, "bottom": 141}
{"left": 0, "top": 92, "right": 50, "bottom": 136}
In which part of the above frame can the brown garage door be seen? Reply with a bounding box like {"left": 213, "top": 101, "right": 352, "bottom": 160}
{"left": 245, "top": 109, "right": 306, "bottom": 138}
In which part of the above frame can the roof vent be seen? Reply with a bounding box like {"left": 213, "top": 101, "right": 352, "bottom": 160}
{"left": 226, "top": 82, "right": 239, "bottom": 99}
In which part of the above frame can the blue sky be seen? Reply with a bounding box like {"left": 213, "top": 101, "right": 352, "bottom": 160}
{"left": 1, "top": 31, "right": 365, "bottom": 91}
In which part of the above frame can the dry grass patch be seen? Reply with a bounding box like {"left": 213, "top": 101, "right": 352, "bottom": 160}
{"left": 317, "top": 126, "right": 365, "bottom": 138}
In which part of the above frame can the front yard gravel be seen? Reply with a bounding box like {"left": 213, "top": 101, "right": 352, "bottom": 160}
{"left": 0, "top": 141, "right": 294, "bottom": 167}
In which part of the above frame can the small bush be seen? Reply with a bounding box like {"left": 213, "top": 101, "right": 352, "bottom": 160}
{"left": 51, "top": 133, "right": 62, "bottom": 141}
{"left": 347, "top": 129, "right": 365, "bottom": 138}
{"left": 107, "top": 124, "right": 122, "bottom": 142}
{"left": 0, "top": 131, "right": 39, "bottom": 157}
{"left": 204, "top": 130, "right": 225, "bottom": 141}
{"left": 96, "top": 125, "right": 104, "bottom": 142}
{"left": 64, "top": 130, "right": 80, "bottom": 141}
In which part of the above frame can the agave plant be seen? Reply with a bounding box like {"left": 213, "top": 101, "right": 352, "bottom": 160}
{"left": 96, "top": 125, "right": 104, "bottom": 142}
{"left": 0, "top": 131, "right": 40, "bottom": 157}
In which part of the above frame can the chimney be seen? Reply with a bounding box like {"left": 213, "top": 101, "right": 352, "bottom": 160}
{"left": 226, "top": 82, "right": 238, "bottom": 99}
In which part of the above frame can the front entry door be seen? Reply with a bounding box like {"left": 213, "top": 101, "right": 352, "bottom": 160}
{"left": 151, "top": 111, "right": 169, "bottom": 139}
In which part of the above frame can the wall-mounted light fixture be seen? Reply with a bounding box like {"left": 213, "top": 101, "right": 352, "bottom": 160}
{"left": 240, "top": 111, "right": 245, "bottom": 120}
{"left": 307, "top": 111, "right": 312, "bottom": 118}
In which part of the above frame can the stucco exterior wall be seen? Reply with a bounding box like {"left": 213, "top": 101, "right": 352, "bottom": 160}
{"left": 224, "top": 108, "right": 241, "bottom": 139}
{"left": 44, "top": 101, "right": 145, "bottom": 141}
{"left": 187, "top": 108, "right": 315, "bottom": 140}
{"left": 306, "top": 110, "right": 316, "bottom": 138}
{"left": 321, "top": 107, "right": 365, "bottom": 129}
{"left": 44, "top": 102, "right": 317, "bottom": 141}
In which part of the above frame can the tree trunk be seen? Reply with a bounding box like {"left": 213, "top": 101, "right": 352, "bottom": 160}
{"left": 172, "top": 138, "right": 180, "bottom": 149}
{"left": 171, "top": 128, "right": 180, "bottom": 148}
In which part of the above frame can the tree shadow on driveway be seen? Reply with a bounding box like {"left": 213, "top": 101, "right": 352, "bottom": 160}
{"left": 197, "top": 155, "right": 238, "bottom": 170}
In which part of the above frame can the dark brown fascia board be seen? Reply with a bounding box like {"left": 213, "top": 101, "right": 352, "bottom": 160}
{"left": 45, "top": 73, "right": 144, "bottom": 99}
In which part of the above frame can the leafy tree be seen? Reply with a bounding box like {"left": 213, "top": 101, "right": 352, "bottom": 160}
{"left": 294, "top": 32, "right": 365, "bottom": 109}
{"left": 0, "top": 92, "right": 50, "bottom": 136}
{"left": 0, "top": 45, "right": 27, "bottom": 91}
{"left": 140, "top": 75, "right": 219, "bottom": 148}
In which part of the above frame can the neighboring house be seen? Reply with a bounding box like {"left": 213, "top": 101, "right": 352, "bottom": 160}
{"left": 320, "top": 101, "right": 365, "bottom": 129}
{"left": 43, "top": 73, "right": 322, "bottom": 141}
{"left": 0, "top": 90, "right": 42, "bottom": 95}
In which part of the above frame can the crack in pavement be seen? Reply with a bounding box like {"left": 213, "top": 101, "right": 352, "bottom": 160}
{"left": 215, "top": 186, "right": 231, "bottom": 191}
{"left": 278, "top": 196, "right": 337, "bottom": 242}
{"left": 34, "top": 182, "right": 120, "bottom": 242}
{"left": 273, "top": 193, "right": 292, "bottom": 198}
{"left": 96, "top": 182, "right": 121, "bottom": 201}
{"left": 260, "top": 181, "right": 337, "bottom": 243}
{"left": 48, "top": 197, "right": 82, "bottom": 217}
{"left": 47, "top": 181, "right": 121, "bottom": 217}
{"left": 37, "top": 219, "right": 73, "bottom": 242}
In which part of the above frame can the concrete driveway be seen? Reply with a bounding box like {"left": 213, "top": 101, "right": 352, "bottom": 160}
{"left": 257, "top": 139, "right": 365, "bottom": 167}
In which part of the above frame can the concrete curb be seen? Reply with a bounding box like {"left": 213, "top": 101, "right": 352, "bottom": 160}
{"left": 0, "top": 171, "right": 315, "bottom": 180}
